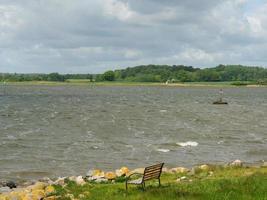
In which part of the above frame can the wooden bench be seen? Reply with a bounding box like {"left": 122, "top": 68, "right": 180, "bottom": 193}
{"left": 125, "top": 163, "right": 164, "bottom": 191}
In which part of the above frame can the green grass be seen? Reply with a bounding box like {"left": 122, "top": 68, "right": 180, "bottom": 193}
{"left": 51, "top": 167, "right": 267, "bottom": 200}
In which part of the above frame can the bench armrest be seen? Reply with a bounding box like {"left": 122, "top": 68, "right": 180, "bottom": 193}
{"left": 126, "top": 173, "right": 143, "bottom": 180}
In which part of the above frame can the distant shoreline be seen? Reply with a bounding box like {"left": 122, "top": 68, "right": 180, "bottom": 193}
{"left": 2, "top": 81, "right": 267, "bottom": 88}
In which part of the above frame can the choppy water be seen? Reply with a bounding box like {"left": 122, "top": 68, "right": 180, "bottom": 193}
{"left": 0, "top": 85, "right": 267, "bottom": 181}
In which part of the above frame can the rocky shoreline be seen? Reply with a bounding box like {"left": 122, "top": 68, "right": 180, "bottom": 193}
{"left": 0, "top": 160, "right": 266, "bottom": 200}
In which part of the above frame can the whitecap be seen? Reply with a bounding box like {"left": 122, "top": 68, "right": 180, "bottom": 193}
{"left": 176, "top": 141, "right": 198, "bottom": 147}
{"left": 157, "top": 149, "right": 170, "bottom": 153}
{"left": 160, "top": 110, "right": 167, "bottom": 113}
{"left": 7, "top": 135, "right": 16, "bottom": 140}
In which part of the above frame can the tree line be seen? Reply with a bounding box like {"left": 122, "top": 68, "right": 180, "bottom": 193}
{"left": 0, "top": 73, "right": 93, "bottom": 82}
{"left": 1, "top": 64, "right": 267, "bottom": 84}
{"left": 97, "top": 64, "right": 267, "bottom": 84}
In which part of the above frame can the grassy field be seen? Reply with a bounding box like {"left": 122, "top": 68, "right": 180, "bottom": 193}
{"left": 51, "top": 166, "right": 267, "bottom": 200}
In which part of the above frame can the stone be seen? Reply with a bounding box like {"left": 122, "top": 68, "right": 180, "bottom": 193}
{"left": 39, "top": 177, "right": 53, "bottom": 185}
{"left": 10, "top": 190, "right": 28, "bottom": 199}
{"left": 189, "top": 167, "right": 197, "bottom": 175}
{"left": 0, "top": 187, "right": 11, "bottom": 193}
{"left": 6, "top": 181, "right": 17, "bottom": 189}
{"left": 68, "top": 176, "right": 77, "bottom": 182}
{"left": 45, "top": 185, "right": 55, "bottom": 196}
{"left": 104, "top": 172, "right": 116, "bottom": 180}
{"left": 230, "top": 160, "right": 243, "bottom": 167}
{"left": 54, "top": 177, "right": 65, "bottom": 186}
{"left": 170, "top": 167, "right": 190, "bottom": 174}
{"left": 115, "top": 170, "right": 123, "bottom": 177}
{"left": 162, "top": 168, "right": 169, "bottom": 173}
{"left": 199, "top": 164, "right": 210, "bottom": 171}
{"left": 95, "top": 178, "right": 108, "bottom": 183}
{"left": 208, "top": 171, "right": 214, "bottom": 176}
{"left": 75, "top": 176, "right": 86, "bottom": 186}
{"left": 86, "top": 169, "right": 103, "bottom": 177}
{"left": 43, "top": 196, "right": 56, "bottom": 200}
{"left": 0, "top": 194, "right": 9, "bottom": 200}
{"left": 130, "top": 168, "right": 144, "bottom": 175}
{"left": 176, "top": 176, "right": 187, "bottom": 182}
{"left": 120, "top": 167, "right": 129, "bottom": 175}
{"left": 115, "top": 167, "right": 129, "bottom": 177}
{"left": 27, "top": 182, "right": 47, "bottom": 191}
{"left": 32, "top": 189, "right": 45, "bottom": 199}
{"left": 66, "top": 193, "right": 74, "bottom": 199}
{"left": 262, "top": 162, "right": 267, "bottom": 167}
{"left": 7, "top": 191, "right": 25, "bottom": 200}
{"left": 78, "top": 194, "right": 85, "bottom": 198}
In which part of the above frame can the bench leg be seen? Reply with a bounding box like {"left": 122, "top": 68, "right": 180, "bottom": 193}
{"left": 142, "top": 182, "right": 145, "bottom": 191}
{"left": 125, "top": 181, "right": 128, "bottom": 191}
{"left": 158, "top": 178, "right": 161, "bottom": 187}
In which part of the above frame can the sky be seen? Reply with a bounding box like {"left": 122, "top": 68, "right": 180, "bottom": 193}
{"left": 0, "top": 0, "right": 267, "bottom": 73}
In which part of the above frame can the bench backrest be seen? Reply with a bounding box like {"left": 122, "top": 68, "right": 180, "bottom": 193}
{"left": 143, "top": 163, "right": 164, "bottom": 181}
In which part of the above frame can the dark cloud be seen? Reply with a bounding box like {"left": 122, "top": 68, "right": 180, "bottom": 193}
{"left": 0, "top": 0, "right": 266, "bottom": 73}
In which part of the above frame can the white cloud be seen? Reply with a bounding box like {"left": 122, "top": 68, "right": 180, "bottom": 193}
{"left": 0, "top": 0, "right": 267, "bottom": 73}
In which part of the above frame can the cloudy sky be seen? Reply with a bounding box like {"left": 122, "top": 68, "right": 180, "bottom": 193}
{"left": 0, "top": 0, "right": 267, "bottom": 73}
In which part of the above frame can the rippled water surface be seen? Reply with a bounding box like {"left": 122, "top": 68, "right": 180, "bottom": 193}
{"left": 0, "top": 85, "right": 267, "bottom": 181}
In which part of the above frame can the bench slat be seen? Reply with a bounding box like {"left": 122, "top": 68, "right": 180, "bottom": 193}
{"left": 145, "top": 164, "right": 163, "bottom": 170}
{"left": 144, "top": 170, "right": 161, "bottom": 176}
{"left": 144, "top": 168, "right": 161, "bottom": 174}
{"left": 144, "top": 175, "right": 160, "bottom": 181}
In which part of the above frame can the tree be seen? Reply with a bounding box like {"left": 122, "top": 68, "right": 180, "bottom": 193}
{"left": 47, "top": 73, "right": 65, "bottom": 82}
{"left": 102, "top": 71, "right": 115, "bottom": 81}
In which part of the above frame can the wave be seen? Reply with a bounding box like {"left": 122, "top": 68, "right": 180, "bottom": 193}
{"left": 176, "top": 141, "right": 198, "bottom": 147}
{"left": 156, "top": 149, "right": 170, "bottom": 153}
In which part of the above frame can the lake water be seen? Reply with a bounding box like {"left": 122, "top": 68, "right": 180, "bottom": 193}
{"left": 0, "top": 85, "right": 267, "bottom": 181}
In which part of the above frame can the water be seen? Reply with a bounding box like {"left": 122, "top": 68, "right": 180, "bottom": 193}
{"left": 0, "top": 85, "right": 267, "bottom": 181}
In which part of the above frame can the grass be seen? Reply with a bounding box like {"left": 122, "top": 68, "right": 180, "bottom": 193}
{"left": 51, "top": 167, "right": 267, "bottom": 200}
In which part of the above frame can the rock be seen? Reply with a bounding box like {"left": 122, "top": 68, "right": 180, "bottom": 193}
{"left": 0, "top": 187, "right": 11, "bottom": 193}
{"left": 75, "top": 176, "right": 86, "bottom": 186}
{"left": 43, "top": 196, "right": 56, "bottom": 200}
{"left": 170, "top": 167, "right": 190, "bottom": 174}
{"left": 95, "top": 178, "right": 108, "bottom": 183}
{"left": 68, "top": 176, "right": 77, "bottom": 182}
{"left": 39, "top": 177, "right": 53, "bottom": 185}
{"left": 31, "top": 189, "right": 45, "bottom": 200}
{"left": 208, "top": 171, "right": 214, "bottom": 176}
{"left": 230, "top": 160, "right": 243, "bottom": 167}
{"left": 0, "top": 194, "right": 9, "bottom": 200}
{"left": 28, "top": 182, "right": 47, "bottom": 191}
{"left": 189, "top": 166, "right": 204, "bottom": 175}
{"left": 6, "top": 189, "right": 27, "bottom": 200}
{"left": 86, "top": 170, "right": 105, "bottom": 181}
{"left": 86, "top": 169, "right": 103, "bottom": 177}
{"left": 199, "top": 164, "right": 210, "bottom": 171}
{"left": 104, "top": 172, "right": 116, "bottom": 180}
{"left": 120, "top": 167, "right": 129, "bottom": 175}
{"left": 8, "top": 191, "right": 26, "bottom": 200}
{"left": 6, "top": 181, "right": 17, "bottom": 189}
{"left": 262, "top": 162, "right": 267, "bottom": 167}
{"left": 54, "top": 177, "right": 65, "bottom": 186}
{"left": 66, "top": 193, "right": 74, "bottom": 199}
{"left": 115, "top": 170, "right": 123, "bottom": 177}
{"left": 78, "top": 194, "right": 85, "bottom": 198}
{"left": 176, "top": 176, "right": 187, "bottom": 182}
{"left": 130, "top": 168, "right": 144, "bottom": 175}
{"left": 45, "top": 186, "right": 55, "bottom": 196}
{"left": 115, "top": 167, "right": 129, "bottom": 177}
{"left": 20, "top": 181, "right": 36, "bottom": 188}
{"left": 162, "top": 168, "right": 169, "bottom": 173}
